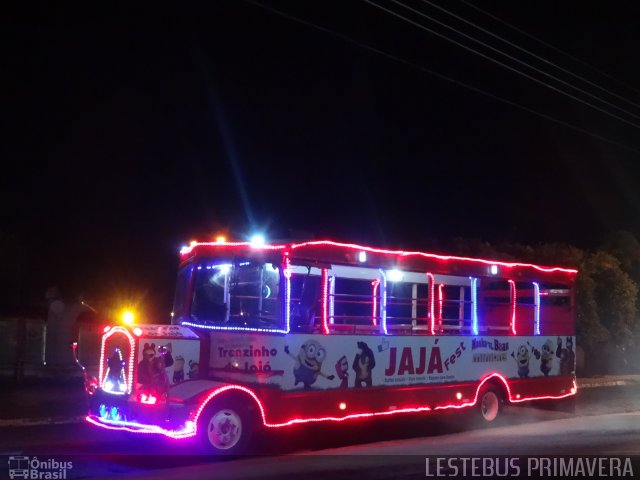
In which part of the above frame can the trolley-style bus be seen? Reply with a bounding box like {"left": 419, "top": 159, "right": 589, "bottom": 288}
{"left": 83, "top": 239, "right": 578, "bottom": 454}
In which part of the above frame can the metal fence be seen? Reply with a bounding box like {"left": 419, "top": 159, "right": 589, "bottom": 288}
{"left": 0, "top": 317, "right": 102, "bottom": 382}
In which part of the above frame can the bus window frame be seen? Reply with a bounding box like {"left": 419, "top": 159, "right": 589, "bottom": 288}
{"left": 328, "top": 265, "right": 384, "bottom": 333}
{"left": 288, "top": 264, "right": 324, "bottom": 333}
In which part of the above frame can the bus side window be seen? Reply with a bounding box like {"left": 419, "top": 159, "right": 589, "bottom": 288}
{"left": 438, "top": 284, "right": 472, "bottom": 334}
{"left": 480, "top": 280, "right": 513, "bottom": 334}
{"left": 515, "top": 281, "right": 536, "bottom": 336}
{"left": 332, "top": 277, "right": 379, "bottom": 326}
{"left": 538, "top": 282, "right": 572, "bottom": 335}
{"left": 386, "top": 281, "right": 429, "bottom": 332}
{"left": 289, "top": 272, "right": 322, "bottom": 333}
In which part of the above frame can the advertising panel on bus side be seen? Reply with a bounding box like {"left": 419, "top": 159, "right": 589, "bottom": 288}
{"left": 208, "top": 334, "right": 576, "bottom": 391}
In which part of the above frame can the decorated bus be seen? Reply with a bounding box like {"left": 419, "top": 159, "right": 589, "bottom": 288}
{"left": 81, "top": 239, "right": 578, "bottom": 454}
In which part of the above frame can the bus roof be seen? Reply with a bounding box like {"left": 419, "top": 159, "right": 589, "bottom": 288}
{"left": 179, "top": 240, "right": 578, "bottom": 283}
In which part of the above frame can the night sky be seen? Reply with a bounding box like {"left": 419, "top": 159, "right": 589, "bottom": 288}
{"left": 4, "top": 0, "right": 640, "bottom": 319}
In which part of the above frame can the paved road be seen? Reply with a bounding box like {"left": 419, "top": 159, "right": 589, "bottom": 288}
{"left": 1, "top": 385, "right": 639, "bottom": 479}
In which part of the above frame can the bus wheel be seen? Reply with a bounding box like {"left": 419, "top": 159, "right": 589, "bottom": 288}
{"left": 477, "top": 385, "right": 502, "bottom": 424}
{"left": 198, "top": 400, "right": 253, "bottom": 455}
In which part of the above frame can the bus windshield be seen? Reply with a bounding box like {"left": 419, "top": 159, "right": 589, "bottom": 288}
{"left": 189, "top": 259, "right": 281, "bottom": 328}
{"left": 172, "top": 264, "right": 192, "bottom": 322}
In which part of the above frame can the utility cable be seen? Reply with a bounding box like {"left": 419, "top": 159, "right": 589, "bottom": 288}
{"left": 458, "top": 0, "right": 640, "bottom": 98}
{"left": 245, "top": 0, "right": 640, "bottom": 156}
{"left": 366, "top": 0, "right": 640, "bottom": 130}
{"left": 418, "top": 0, "right": 640, "bottom": 112}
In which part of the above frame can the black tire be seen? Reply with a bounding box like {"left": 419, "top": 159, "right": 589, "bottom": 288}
{"left": 477, "top": 385, "right": 503, "bottom": 424}
{"left": 198, "top": 399, "right": 254, "bottom": 455}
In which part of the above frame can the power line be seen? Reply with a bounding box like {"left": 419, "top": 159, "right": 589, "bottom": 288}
{"left": 458, "top": 0, "right": 640, "bottom": 98}
{"left": 365, "top": 0, "right": 640, "bottom": 130}
{"left": 244, "top": 1, "right": 640, "bottom": 156}
{"left": 419, "top": 0, "right": 640, "bottom": 112}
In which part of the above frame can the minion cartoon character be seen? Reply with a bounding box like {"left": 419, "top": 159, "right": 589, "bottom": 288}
{"left": 172, "top": 355, "right": 185, "bottom": 383}
{"left": 511, "top": 344, "right": 531, "bottom": 378}
{"left": 531, "top": 339, "right": 555, "bottom": 376}
{"left": 335, "top": 355, "right": 349, "bottom": 389}
{"left": 284, "top": 340, "right": 335, "bottom": 389}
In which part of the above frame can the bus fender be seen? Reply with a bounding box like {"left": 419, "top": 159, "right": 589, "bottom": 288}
{"left": 475, "top": 373, "right": 510, "bottom": 404}
{"left": 191, "top": 384, "right": 266, "bottom": 429}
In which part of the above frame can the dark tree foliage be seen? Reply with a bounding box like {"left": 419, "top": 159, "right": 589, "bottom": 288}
{"left": 602, "top": 231, "right": 640, "bottom": 286}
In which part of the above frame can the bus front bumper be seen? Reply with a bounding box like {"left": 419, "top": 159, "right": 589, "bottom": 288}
{"left": 87, "top": 391, "right": 197, "bottom": 439}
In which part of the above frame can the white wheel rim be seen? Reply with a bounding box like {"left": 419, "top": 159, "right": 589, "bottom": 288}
{"left": 480, "top": 391, "right": 499, "bottom": 422}
{"left": 207, "top": 409, "right": 243, "bottom": 450}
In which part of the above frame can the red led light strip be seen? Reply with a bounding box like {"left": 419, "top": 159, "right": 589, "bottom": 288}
{"left": 508, "top": 279, "right": 517, "bottom": 335}
{"left": 87, "top": 373, "right": 577, "bottom": 439}
{"left": 427, "top": 273, "right": 435, "bottom": 335}
{"left": 371, "top": 279, "right": 380, "bottom": 327}
{"left": 284, "top": 254, "right": 291, "bottom": 333}
{"left": 180, "top": 240, "right": 577, "bottom": 274}
{"left": 322, "top": 268, "right": 329, "bottom": 334}
{"left": 98, "top": 326, "right": 136, "bottom": 394}
{"left": 180, "top": 241, "right": 286, "bottom": 255}
{"left": 434, "top": 373, "right": 577, "bottom": 411}
{"left": 289, "top": 240, "right": 577, "bottom": 273}
{"left": 438, "top": 283, "right": 444, "bottom": 332}
{"left": 140, "top": 394, "right": 157, "bottom": 405}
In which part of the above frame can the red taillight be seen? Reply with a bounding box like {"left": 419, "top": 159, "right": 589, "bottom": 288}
{"left": 140, "top": 394, "right": 157, "bottom": 405}
{"left": 87, "top": 376, "right": 99, "bottom": 395}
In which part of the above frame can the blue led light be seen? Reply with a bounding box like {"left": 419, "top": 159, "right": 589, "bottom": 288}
{"left": 87, "top": 415, "right": 196, "bottom": 438}
{"left": 284, "top": 268, "right": 291, "bottom": 333}
{"left": 470, "top": 277, "right": 478, "bottom": 335}
{"left": 110, "top": 406, "right": 120, "bottom": 421}
{"left": 200, "top": 263, "right": 232, "bottom": 271}
{"left": 533, "top": 282, "right": 540, "bottom": 335}
{"left": 378, "top": 269, "right": 388, "bottom": 335}
{"left": 181, "top": 321, "right": 288, "bottom": 334}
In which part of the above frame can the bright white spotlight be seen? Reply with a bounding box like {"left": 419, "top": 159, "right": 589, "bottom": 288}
{"left": 387, "top": 269, "right": 404, "bottom": 282}
{"left": 490, "top": 265, "right": 499, "bottom": 275}
{"left": 358, "top": 251, "right": 367, "bottom": 263}
{"left": 250, "top": 234, "right": 265, "bottom": 247}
